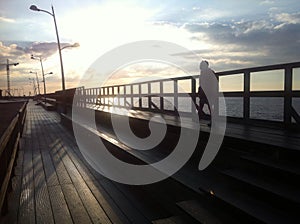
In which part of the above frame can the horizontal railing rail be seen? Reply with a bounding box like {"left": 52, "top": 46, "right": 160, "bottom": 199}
{"left": 0, "top": 101, "right": 27, "bottom": 215}
{"left": 74, "top": 61, "right": 300, "bottom": 127}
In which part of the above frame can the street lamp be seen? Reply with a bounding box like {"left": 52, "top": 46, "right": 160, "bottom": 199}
{"left": 42, "top": 72, "right": 53, "bottom": 104}
{"left": 31, "top": 55, "right": 45, "bottom": 100}
{"left": 0, "top": 59, "right": 19, "bottom": 96}
{"left": 61, "top": 42, "right": 80, "bottom": 51}
{"left": 29, "top": 71, "right": 40, "bottom": 95}
{"left": 28, "top": 78, "right": 37, "bottom": 96}
{"left": 29, "top": 4, "right": 66, "bottom": 99}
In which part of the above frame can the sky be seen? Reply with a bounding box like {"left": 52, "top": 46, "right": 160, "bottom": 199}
{"left": 0, "top": 0, "right": 300, "bottom": 95}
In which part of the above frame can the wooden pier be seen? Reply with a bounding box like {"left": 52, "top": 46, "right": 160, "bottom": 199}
{"left": 1, "top": 61, "right": 300, "bottom": 223}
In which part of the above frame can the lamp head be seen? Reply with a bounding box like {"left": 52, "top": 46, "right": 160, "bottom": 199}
{"left": 13, "top": 63, "right": 19, "bottom": 66}
{"left": 30, "top": 5, "right": 40, "bottom": 11}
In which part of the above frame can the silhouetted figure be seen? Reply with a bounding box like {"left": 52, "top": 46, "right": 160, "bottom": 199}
{"left": 198, "top": 60, "right": 218, "bottom": 125}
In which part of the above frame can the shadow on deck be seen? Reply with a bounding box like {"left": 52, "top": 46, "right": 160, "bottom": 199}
{"left": 2, "top": 100, "right": 300, "bottom": 224}
{"left": 1, "top": 101, "right": 204, "bottom": 224}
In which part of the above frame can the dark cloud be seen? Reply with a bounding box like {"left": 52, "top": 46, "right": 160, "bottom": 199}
{"left": 180, "top": 13, "right": 300, "bottom": 69}
{"left": 0, "top": 41, "right": 74, "bottom": 72}
{"left": 25, "top": 42, "right": 58, "bottom": 57}
{"left": 0, "top": 41, "right": 73, "bottom": 61}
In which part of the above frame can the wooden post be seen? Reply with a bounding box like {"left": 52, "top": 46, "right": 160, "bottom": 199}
{"left": 284, "top": 66, "right": 292, "bottom": 126}
{"left": 191, "top": 77, "right": 196, "bottom": 118}
{"left": 174, "top": 80, "right": 178, "bottom": 113}
{"left": 160, "top": 81, "right": 164, "bottom": 111}
{"left": 112, "top": 86, "right": 115, "bottom": 106}
{"left": 148, "top": 83, "right": 151, "bottom": 109}
{"left": 83, "top": 87, "right": 86, "bottom": 108}
{"left": 244, "top": 71, "right": 250, "bottom": 122}
{"left": 117, "top": 86, "right": 120, "bottom": 107}
{"left": 139, "top": 84, "right": 142, "bottom": 109}
{"left": 130, "top": 85, "right": 134, "bottom": 108}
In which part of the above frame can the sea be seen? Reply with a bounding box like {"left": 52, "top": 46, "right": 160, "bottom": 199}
{"left": 143, "top": 97, "right": 300, "bottom": 122}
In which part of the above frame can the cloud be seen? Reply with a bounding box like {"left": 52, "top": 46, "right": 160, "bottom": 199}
{"left": 260, "top": 0, "right": 275, "bottom": 5}
{"left": 0, "top": 41, "right": 77, "bottom": 64}
{"left": 0, "top": 41, "right": 78, "bottom": 93}
{"left": 179, "top": 12, "right": 300, "bottom": 69}
{"left": 274, "top": 12, "right": 300, "bottom": 25}
{"left": 25, "top": 42, "right": 59, "bottom": 58}
{"left": 0, "top": 16, "right": 15, "bottom": 23}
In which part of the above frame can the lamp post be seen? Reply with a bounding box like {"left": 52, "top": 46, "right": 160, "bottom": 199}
{"left": 0, "top": 59, "right": 19, "bottom": 96}
{"left": 28, "top": 78, "right": 37, "bottom": 96}
{"left": 29, "top": 71, "right": 40, "bottom": 95}
{"left": 42, "top": 72, "right": 53, "bottom": 104}
{"left": 29, "top": 5, "right": 65, "bottom": 92}
{"left": 31, "top": 55, "right": 45, "bottom": 100}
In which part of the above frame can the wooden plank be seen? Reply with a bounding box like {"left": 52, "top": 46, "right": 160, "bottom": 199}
{"left": 38, "top": 106, "right": 112, "bottom": 224}
{"left": 113, "top": 183, "right": 170, "bottom": 221}
{"left": 18, "top": 118, "right": 35, "bottom": 223}
{"left": 37, "top": 112, "right": 60, "bottom": 187}
{"left": 40, "top": 150, "right": 60, "bottom": 187}
{"left": 34, "top": 184, "right": 54, "bottom": 224}
{"left": 51, "top": 138, "right": 112, "bottom": 223}
{"left": 177, "top": 200, "right": 222, "bottom": 224}
{"left": 241, "top": 154, "right": 300, "bottom": 176}
{"left": 48, "top": 185, "right": 73, "bottom": 224}
{"left": 51, "top": 118, "right": 130, "bottom": 224}
{"left": 32, "top": 146, "right": 54, "bottom": 224}
{"left": 222, "top": 168, "right": 300, "bottom": 203}
{"left": 61, "top": 184, "right": 91, "bottom": 224}
{"left": 174, "top": 167, "right": 297, "bottom": 224}
{"left": 152, "top": 216, "right": 186, "bottom": 224}
{"left": 48, "top": 139, "right": 72, "bottom": 185}
{"left": 97, "top": 177, "right": 151, "bottom": 224}
{"left": 86, "top": 180, "right": 130, "bottom": 224}
{"left": 74, "top": 181, "right": 112, "bottom": 224}
{"left": 54, "top": 123, "right": 133, "bottom": 224}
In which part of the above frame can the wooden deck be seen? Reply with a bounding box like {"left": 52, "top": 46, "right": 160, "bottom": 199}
{"left": 89, "top": 104, "right": 300, "bottom": 151}
{"left": 2, "top": 100, "right": 300, "bottom": 224}
{"left": 0, "top": 101, "right": 203, "bottom": 224}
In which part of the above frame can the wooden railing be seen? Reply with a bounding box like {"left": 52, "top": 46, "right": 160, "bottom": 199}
{"left": 74, "top": 61, "right": 300, "bottom": 127}
{"left": 0, "top": 101, "right": 27, "bottom": 215}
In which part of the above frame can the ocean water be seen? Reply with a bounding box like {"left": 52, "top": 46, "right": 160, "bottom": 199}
{"left": 140, "top": 97, "right": 300, "bottom": 122}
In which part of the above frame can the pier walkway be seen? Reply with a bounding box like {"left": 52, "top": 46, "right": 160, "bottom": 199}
{"left": 1, "top": 101, "right": 199, "bottom": 224}
{"left": 1, "top": 98, "right": 300, "bottom": 223}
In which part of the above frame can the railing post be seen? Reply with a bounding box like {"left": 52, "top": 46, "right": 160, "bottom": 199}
{"left": 191, "top": 78, "right": 196, "bottom": 118}
{"left": 124, "top": 85, "right": 127, "bottom": 108}
{"left": 117, "top": 86, "right": 120, "bottom": 107}
{"left": 138, "top": 84, "right": 142, "bottom": 109}
{"left": 284, "top": 66, "right": 292, "bottom": 126}
{"left": 130, "top": 85, "right": 134, "bottom": 108}
{"left": 174, "top": 80, "right": 178, "bottom": 113}
{"left": 83, "top": 87, "right": 86, "bottom": 108}
{"left": 215, "top": 74, "right": 220, "bottom": 118}
{"left": 244, "top": 71, "right": 250, "bottom": 122}
{"left": 160, "top": 81, "right": 164, "bottom": 111}
{"left": 148, "top": 83, "right": 151, "bottom": 110}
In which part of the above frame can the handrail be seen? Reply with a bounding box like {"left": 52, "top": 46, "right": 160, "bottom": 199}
{"left": 0, "top": 101, "right": 27, "bottom": 215}
{"left": 74, "top": 61, "right": 300, "bottom": 127}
